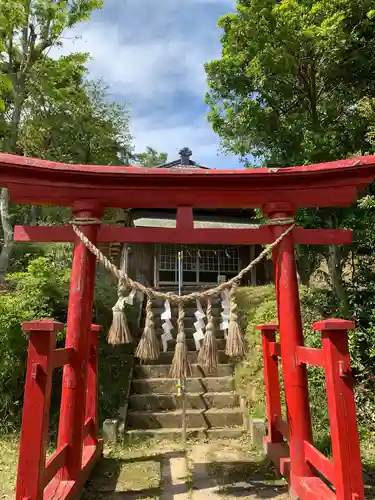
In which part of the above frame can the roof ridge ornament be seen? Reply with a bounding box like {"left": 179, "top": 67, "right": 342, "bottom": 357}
{"left": 179, "top": 147, "right": 193, "bottom": 166}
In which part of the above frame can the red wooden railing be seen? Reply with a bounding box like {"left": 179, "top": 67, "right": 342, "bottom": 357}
{"left": 258, "top": 319, "right": 365, "bottom": 500}
{"left": 16, "top": 320, "right": 103, "bottom": 500}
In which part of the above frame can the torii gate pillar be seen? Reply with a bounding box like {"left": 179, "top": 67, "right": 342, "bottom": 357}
{"left": 57, "top": 202, "right": 102, "bottom": 481}
{"left": 264, "top": 203, "right": 314, "bottom": 491}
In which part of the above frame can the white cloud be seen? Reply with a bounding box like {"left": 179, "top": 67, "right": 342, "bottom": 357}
{"left": 53, "top": 0, "right": 240, "bottom": 168}
{"left": 131, "top": 116, "right": 220, "bottom": 161}
{"left": 59, "top": 24, "right": 211, "bottom": 100}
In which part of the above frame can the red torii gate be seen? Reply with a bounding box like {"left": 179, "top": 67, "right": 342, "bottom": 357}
{"left": 1, "top": 153, "right": 374, "bottom": 500}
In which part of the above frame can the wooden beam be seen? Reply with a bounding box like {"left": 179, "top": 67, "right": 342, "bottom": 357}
{"left": 176, "top": 206, "right": 194, "bottom": 230}
{"left": 274, "top": 416, "right": 290, "bottom": 440}
{"left": 296, "top": 346, "right": 325, "bottom": 368}
{"left": 14, "top": 225, "right": 353, "bottom": 245}
{"left": 303, "top": 441, "right": 335, "bottom": 485}
{"left": 44, "top": 444, "right": 69, "bottom": 487}
{"left": 52, "top": 348, "right": 74, "bottom": 369}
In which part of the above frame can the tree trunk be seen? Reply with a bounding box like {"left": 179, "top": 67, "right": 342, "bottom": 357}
{"left": 296, "top": 256, "right": 312, "bottom": 286}
{"left": 7, "top": 90, "right": 24, "bottom": 153}
{"left": 327, "top": 244, "right": 349, "bottom": 314}
{"left": 0, "top": 188, "right": 14, "bottom": 285}
{"left": 0, "top": 80, "right": 26, "bottom": 280}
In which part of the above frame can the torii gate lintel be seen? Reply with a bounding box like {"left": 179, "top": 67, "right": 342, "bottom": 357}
{"left": 14, "top": 204, "right": 352, "bottom": 245}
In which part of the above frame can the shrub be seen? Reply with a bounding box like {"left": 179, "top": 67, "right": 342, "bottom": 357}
{"left": 236, "top": 285, "right": 346, "bottom": 453}
{"left": 0, "top": 255, "right": 135, "bottom": 435}
{"left": 235, "top": 285, "right": 277, "bottom": 418}
{"left": 0, "top": 256, "right": 70, "bottom": 433}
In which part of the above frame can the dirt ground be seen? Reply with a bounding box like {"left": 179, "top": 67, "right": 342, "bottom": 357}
{"left": 3, "top": 434, "right": 375, "bottom": 499}
{"left": 82, "top": 436, "right": 289, "bottom": 499}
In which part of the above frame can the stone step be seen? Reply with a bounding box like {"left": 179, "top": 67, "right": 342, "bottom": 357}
{"left": 131, "top": 376, "right": 235, "bottom": 394}
{"left": 134, "top": 363, "right": 233, "bottom": 379}
{"left": 165, "top": 337, "right": 226, "bottom": 352}
{"left": 127, "top": 408, "right": 244, "bottom": 429}
{"left": 125, "top": 426, "right": 246, "bottom": 440}
{"left": 128, "top": 392, "right": 239, "bottom": 411}
{"left": 150, "top": 350, "right": 229, "bottom": 365}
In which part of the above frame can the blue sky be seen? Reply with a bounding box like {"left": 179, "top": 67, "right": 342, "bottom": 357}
{"left": 59, "top": 0, "right": 242, "bottom": 169}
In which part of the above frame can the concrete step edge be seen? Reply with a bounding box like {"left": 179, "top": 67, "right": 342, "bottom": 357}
{"left": 132, "top": 376, "right": 234, "bottom": 382}
{"left": 135, "top": 363, "right": 234, "bottom": 370}
{"left": 125, "top": 427, "right": 245, "bottom": 436}
{"left": 127, "top": 408, "right": 243, "bottom": 416}
{"left": 129, "top": 391, "right": 237, "bottom": 398}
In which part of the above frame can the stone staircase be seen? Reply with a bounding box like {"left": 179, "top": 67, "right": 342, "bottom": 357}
{"left": 126, "top": 295, "right": 246, "bottom": 439}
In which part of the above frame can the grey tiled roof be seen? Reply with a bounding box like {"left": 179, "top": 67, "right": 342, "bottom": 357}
{"left": 156, "top": 159, "right": 210, "bottom": 169}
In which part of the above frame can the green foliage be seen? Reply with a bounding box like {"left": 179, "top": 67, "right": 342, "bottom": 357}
{"left": 0, "top": 0, "right": 104, "bottom": 152}
{"left": 235, "top": 285, "right": 276, "bottom": 418}
{"left": 205, "top": 0, "right": 375, "bottom": 166}
{"left": 20, "top": 77, "right": 134, "bottom": 164}
{"left": 0, "top": 253, "right": 136, "bottom": 435}
{"left": 134, "top": 146, "right": 168, "bottom": 167}
{"left": 0, "top": 256, "right": 70, "bottom": 432}
{"left": 98, "top": 343, "right": 133, "bottom": 425}
{"left": 236, "top": 285, "right": 370, "bottom": 453}
{"left": 0, "top": 0, "right": 104, "bottom": 280}
{"left": 205, "top": 0, "right": 375, "bottom": 315}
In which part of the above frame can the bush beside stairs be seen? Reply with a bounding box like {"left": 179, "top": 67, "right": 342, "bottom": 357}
{"left": 126, "top": 295, "right": 247, "bottom": 439}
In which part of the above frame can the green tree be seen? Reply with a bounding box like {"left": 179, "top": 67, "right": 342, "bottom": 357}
{"left": 134, "top": 146, "right": 168, "bottom": 167}
{"left": 205, "top": 0, "right": 375, "bottom": 305}
{"left": 205, "top": 0, "right": 375, "bottom": 166}
{"left": 20, "top": 77, "right": 133, "bottom": 165}
{"left": 0, "top": 0, "right": 103, "bottom": 282}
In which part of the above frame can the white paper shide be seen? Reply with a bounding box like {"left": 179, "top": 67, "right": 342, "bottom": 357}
{"left": 161, "top": 299, "right": 173, "bottom": 352}
{"left": 220, "top": 289, "right": 230, "bottom": 339}
{"left": 193, "top": 299, "right": 206, "bottom": 350}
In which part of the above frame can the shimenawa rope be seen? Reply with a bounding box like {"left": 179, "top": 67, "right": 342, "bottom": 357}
{"left": 70, "top": 217, "right": 294, "bottom": 372}
{"left": 70, "top": 218, "right": 295, "bottom": 303}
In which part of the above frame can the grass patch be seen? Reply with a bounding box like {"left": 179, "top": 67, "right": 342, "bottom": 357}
{"left": 235, "top": 285, "right": 348, "bottom": 453}
{"left": 0, "top": 435, "right": 19, "bottom": 499}
{"left": 0, "top": 436, "right": 185, "bottom": 499}
{"left": 235, "top": 285, "right": 277, "bottom": 418}
{"left": 83, "top": 439, "right": 185, "bottom": 499}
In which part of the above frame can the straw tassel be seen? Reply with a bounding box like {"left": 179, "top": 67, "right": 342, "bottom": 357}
{"left": 135, "top": 295, "right": 160, "bottom": 362}
{"left": 198, "top": 298, "right": 218, "bottom": 373}
{"left": 225, "top": 282, "right": 247, "bottom": 358}
{"left": 107, "top": 283, "right": 133, "bottom": 345}
{"left": 170, "top": 304, "right": 192, "bottom": 379}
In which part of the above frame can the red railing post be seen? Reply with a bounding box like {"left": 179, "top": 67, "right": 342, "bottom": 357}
{"left": 257, "top": 323, "right": 283, "bottom": 444}
{"left": 313, "top": 319, "right": 365, "bottom": 500}
{"left": 84, "top": 324, "right": 101, "bottom": 446}
{"left": 57, "top": 202, "right": 102, "bottom": 481}
{"left": 16, "top": 319, "right": 64, "bottom": 500}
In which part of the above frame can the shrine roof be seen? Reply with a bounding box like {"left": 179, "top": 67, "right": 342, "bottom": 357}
{"left": 1, "top": 153, "right": 375, "bottom": 209}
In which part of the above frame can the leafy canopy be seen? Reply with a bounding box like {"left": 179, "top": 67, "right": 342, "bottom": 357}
{"left": 20, "top": 77, "right": 134, "bottom": 164}
{"left": 134, "top": 146, "right": 168, "bottom": 167}
{"left": 205, "top": 0, "right": 375, "bottom": 167}
{"left": 0, "top": 0, "right": 103, "bottom": 151}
